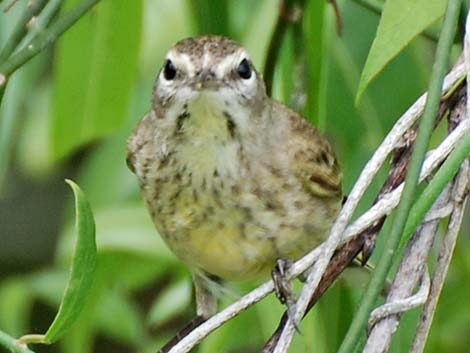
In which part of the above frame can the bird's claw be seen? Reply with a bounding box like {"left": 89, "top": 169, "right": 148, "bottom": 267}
{"left": 272, "top": 258, "right": 301, "bottom": 333}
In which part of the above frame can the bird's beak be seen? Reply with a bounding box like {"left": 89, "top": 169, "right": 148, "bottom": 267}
{"left": 192, "top": 69, "right": 221, "bottom": 90}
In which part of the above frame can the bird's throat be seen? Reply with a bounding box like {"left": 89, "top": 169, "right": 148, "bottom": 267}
{"left": 174, "top": 93, "right": 241, "bottom": 179}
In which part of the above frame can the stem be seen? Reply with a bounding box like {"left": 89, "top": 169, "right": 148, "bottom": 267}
{"left": 2, "top": 0, "right": 20, "bottom": 13}
{"left": 0, "top": 0, "right": 101, "bottom": 76}
{"left": 17, "top": 335, "right": 46, "bottom": 345}
{"left": 17, "top": 0, "right": 64, "bottom": 52}
{"left": 263, "top": 0, "right": 305, "bottom": 96}
{"left": 0, "top": 330, "right": 36, "bottom": 353}
{"left": 351, "top": 0, "right": 383, "bottom": 15}
{"left": 0, "top": 79, "right": 5, "bottom": 104}
{"left": 263, "top": 16, "right": 289, "bottom": 96}
{"left": 337, "top": 1, "right": 462, "bottom": 352}
{"left": 0, "top": 0, "right": 49, "bottom": 63}
{"left": 402, "top": 133, "right": 470, "bottom": 245}
{"left": 303, "top": 0, "right": 327, "bottom": 129}
{"left": 0, "top": 0, "right": 101, "bottom": 107}
{"left": 410, "top": 163, "right": 469, "bottom": 353}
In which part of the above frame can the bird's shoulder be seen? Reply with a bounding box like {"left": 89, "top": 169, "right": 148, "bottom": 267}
{"left": 126, "top": 110, "right": 160, "bottom": 174}
{"left": 270, "top": 100, "right": 342, "bottom": 198}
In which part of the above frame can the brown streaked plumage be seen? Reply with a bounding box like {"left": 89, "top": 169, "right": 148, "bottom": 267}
{"left": 127, "top": 35, "right": 342, "bottom": 318}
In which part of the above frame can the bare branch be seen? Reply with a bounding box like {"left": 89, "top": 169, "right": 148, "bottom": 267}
{"left": 363, "top": 186, "right": 451, "bottom": 353}
{"left": 410, "top": 161, "right": 469, "bottom": 353}
{"left": 409, "top": 16, "right": 470, "bottom": 351}
{"left": 368, "top": 269, "right": 430, "bottom": 330}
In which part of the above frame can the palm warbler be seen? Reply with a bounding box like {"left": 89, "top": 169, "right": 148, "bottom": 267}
{"left": 127, "top": 35, "right": 342, "bottom": 318}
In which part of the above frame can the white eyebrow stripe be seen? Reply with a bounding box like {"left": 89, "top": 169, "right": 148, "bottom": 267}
{"left": 214, "top": 49, "right": 246, "bottom": 78}
{"left": 168, "top": 51, "right": 196, "bottom": 77}
{"left": 202, "top": 48, "right": 211, "bottom": 70}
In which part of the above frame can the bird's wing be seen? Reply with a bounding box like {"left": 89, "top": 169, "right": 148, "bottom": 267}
{"left": 285, "top": 108, "right": 342, "bottom": 199}
{"left": 126, "top": 111, "right": 157, "bottom": 174}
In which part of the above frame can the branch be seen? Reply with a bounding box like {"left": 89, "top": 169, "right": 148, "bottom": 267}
{"left": 337, "top": 2, "right": 462, "bottom": 351}
{"left": 410, "top": 160, "right": 469, "bottom": 353}
{"left": 409, "top": 12, "right": 470, "bottom": 352}
{"left": 363, "top": 186, "right": 452, "bottom": 352}
{"left": 360, "top": 11, "right": 470, "bottom": 352}
{"left": 368, "top": 270, "right": 431, "bottom": 330}
{"left": 260, "top": 235, "right": 364, "bottom": 352}
{"left": 357, "top": 77, "right": 465, "bottom": 263}
{"left": 263, "top": 0, "right": 305, "bottom": 96}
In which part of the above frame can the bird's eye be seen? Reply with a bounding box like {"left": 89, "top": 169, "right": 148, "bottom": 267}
{"left": 163, "top": 59, "right": 177, "bottom": 80}
{"left": 237, "top": 58, "right": 252, "bottom": 79}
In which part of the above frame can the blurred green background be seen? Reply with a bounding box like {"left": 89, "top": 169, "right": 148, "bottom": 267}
{"left": 0, "top": 1, "right": 468, "bottom": 353}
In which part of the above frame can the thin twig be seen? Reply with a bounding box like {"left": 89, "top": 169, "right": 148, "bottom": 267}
{"left": 410, "top": 161, "right": 469, "bottom": 353}
{"left": 158, "top": 317, "right": 206, "bottom": 353}
{"left": 260, "top": 235, "right": 365, "bottom": 352}
{"left": 2, "top": 0, "right": 19, "bottom": 12}
{"left": 327, "top": 0, "right": 342, "bottom": 35}
{"left": 363, "top": 186, "right": 452, "bottom": 353}
{"left": 362, "top": 12, "right": 470, "bottom": 352}
{"left": 359, "top": 80, "right": 466, "bottom": 263}
{"left": 345, "top": 119, "right": 469, "bottom": 238}
{"left": 410, "top": 13, "right": 470, "bottom": 351}
{"left": 263, "top": 0, "right": 305, "bottom": 96}
{"left": 367, "top": 269, "right": 430, "bottom": 330}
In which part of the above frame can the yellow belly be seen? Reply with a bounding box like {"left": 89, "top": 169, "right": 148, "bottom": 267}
{"left": 152, "top": 185, "right": 333, "bottom": 281}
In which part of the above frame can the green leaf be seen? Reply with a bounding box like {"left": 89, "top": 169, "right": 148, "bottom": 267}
{"left": 303, "top": 0, "right": 326, "bottom": 129}
{"left": 147, "top": 278, "right": 192, "bottom": 327}
{"left": 97, "top": 290, "right": 144, "bottom": 346}
{"left": 58, "top": 206, "right": 176, "bottom": 263}
{"left": 51, "top": 0, "right": 142, "bottom": 159}
{"left": 41, "top": 180, "right": 96, "bottom": 343}
{"left": 0, "top": 279, "right": 33, "bottom": 336}
{"left": 28, "top": 269, "right": 69, "bottom": 307}
{"left": 189, "top": 0, "right": 230, "bottom": 36}
{"left": 356, "top": 0, "right": 448, "bottom": 104}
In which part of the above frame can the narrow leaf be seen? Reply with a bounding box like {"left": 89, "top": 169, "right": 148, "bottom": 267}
{"left": 303, "top": 0, "right": 326, "bottom": 129}
{"left": 147, "top": 278, "right": 192, "bottom": 327}
{"left": 43, "top": 180, "right": 97, "bottom": 343}
{"left": 356, "top": 0, "right": 448, "bottom": 104}
{"left": 51, "top": 0, "right": 142, "bottom": 159}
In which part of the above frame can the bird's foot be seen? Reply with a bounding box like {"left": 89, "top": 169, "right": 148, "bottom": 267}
{"left": 272, "top": 258, "right": 301, "bottom": 333}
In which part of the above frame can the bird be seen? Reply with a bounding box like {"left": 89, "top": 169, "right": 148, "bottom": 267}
{"left": 127, "top": 35, "right": 342, "bottom": 319}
